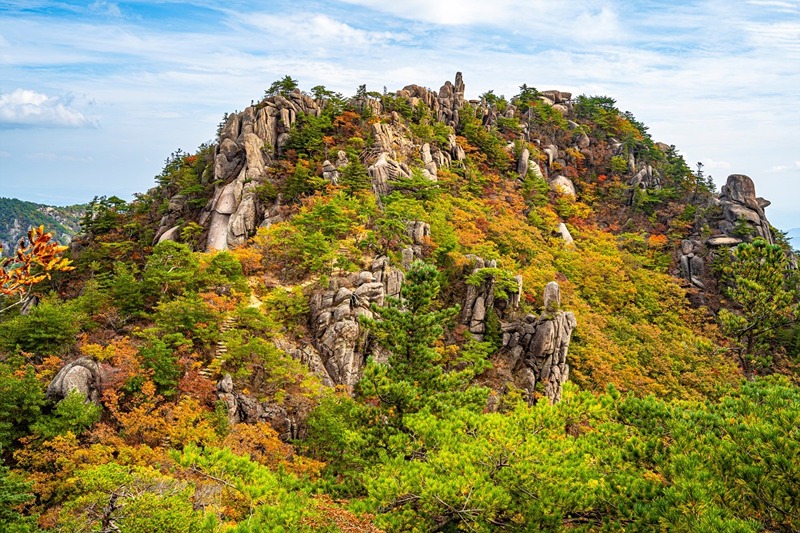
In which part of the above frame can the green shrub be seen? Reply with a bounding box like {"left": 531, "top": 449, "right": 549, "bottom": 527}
{"left": 0, "top": 299, "right": 82, "bottom": 356}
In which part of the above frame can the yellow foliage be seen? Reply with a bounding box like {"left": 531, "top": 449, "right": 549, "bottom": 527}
{"left": 222, "top": 421, "right": 324, "bottom": 478}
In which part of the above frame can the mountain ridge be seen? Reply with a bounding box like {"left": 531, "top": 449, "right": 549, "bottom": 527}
{"left": 1, "top": 72, "right": 798, "bottom": 531}
{"left": 0, "top": 197, "right": 84, "bottom": 256}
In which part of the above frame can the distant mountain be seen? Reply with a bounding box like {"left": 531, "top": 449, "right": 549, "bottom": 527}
{"left": 0, "top": 197, "right": 85, "bottom": 255}
{"left": 786, "top": 227, "right": 800, "bottom": 248}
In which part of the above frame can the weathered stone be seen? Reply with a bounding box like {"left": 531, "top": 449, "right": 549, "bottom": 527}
{"left": 501, "top": 282, "right": 576, "bottom": 404}
{"left": 47, "top": 357, "right": 104, "bottom": 403}
{"left": 215, "top": 138, "right": 245, "bottom": 183}
{"left": 227, "top": 189, "right": 258, "bottom": 246}
{"left": 706, "top": 236, "right": 743, "bottom": 246}
{"left": 550, "top": 175, "right": 576, "bottom": 197}
{"left": 368, "top": 152, "right": 410, "bottom": 196}
{"left": 218, "top": 373, "right": 234, "bottom": 394}
{"left": 407, "top": 220, "right": 430, "bottom": 245}
{"left": 322, "top": 160, "right": 339, "bottom": 184}
{"left": 307, "top": 267, "right": 399, "bottom": 387}
{"left": 207, "top": 212, "right": 230, "bottom": 251}
{"left": 544, "top": 144, "right": 558, "bottom": 166}
{"left": 558, "top": 223, "right": 574, "bottom": 246}
{"left": 543, "top": 281, "right": 560, "bottom": 313}
{"left": 157, "top": 225, "right": 180, "bottom": 243}
{"left": 402, "top": 247, "right": 415, "bottom": 269}
{"left": 517, "top": 148, "right": 530, "bottom": 178}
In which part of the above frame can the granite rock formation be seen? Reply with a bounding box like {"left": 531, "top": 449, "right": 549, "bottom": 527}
{"left": 307, "top": 258, "right": 404, "bottom": 387}
{"left": 679, "top": 174, "right": 776, "bottom": 289}
{"left": 47, "top": 357, "right": 105, "bottom": 404}
{"left": 502, "top": 282, "right": 576, "bottom": 404}
{"left": 215, "top": 373, "right": 302, "bottom": 440}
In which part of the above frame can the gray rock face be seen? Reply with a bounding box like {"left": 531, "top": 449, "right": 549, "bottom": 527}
{"left": 502, "top": 282, "right": 576, "bottom": 404}
{"left": 678, "top": 239, "right": 707, "bottom": 289}
{"left": 154, "top": 194, "right": 187, "bottom": 244}
{"left": 517, "top": 148, "right": 530, "bottom": 178}
{"left": 215, "top": 374, "right": 302, "bottom": 440}
{"left": 307, "top": 259, "right": 405, "bottom": 387}
{"left": 630, "top": 164, "right": 661, "bottom": 190}
{"left": 678, "top": 174, "right": 776, "bottom": 290}
{"left": 368, "top": 152, "right": 411, "bottom": 197}
{"left": 47, "top": 357, "right": 105, "bottom": 403}
{"left": 461, "top": 256, "right": 522, "bottom": 339}
{"left": 157, "top": 225, "right": 180, "bottom": 244}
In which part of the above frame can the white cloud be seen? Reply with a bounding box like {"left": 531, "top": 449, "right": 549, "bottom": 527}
{"left": 336, "top": 0, "right": 624, "bottom": 44}
{"left": 234, "top": 13, "right": 408, "bottom": 49}
{"left": 746, "top": 0, "right": 800, "bottom": 13}
{"left": 768, "top": 161, "right": 800, "bottom": 172}
{"left": 0, "top": 89, "right": 97, "bottom": 128}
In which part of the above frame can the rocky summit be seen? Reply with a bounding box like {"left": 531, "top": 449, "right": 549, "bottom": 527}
{"left": 3, "top": 73, "right": 799, "bottom": 532}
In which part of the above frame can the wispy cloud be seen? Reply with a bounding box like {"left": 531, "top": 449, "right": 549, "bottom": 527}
{"left": 768, "top": 161, "right": 800, "bottom": 172}
{"left": 89, "top": 1, "right": 122, "bottom": 17}
{"left": 24, "top": 151, "right": 95, "bottom": 162}
{"left": 233, "top": 13, "right": 409, "bottom": 49}
{"left": 0, "top": 89, "right": 97, "bottom": 128}
{"left": 0, "top": 0, "right": 798, "bottom": 227}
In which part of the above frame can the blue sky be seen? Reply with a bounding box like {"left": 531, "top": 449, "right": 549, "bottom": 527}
{"left": 1, "top": 0, "right": 799, "bottom": 230}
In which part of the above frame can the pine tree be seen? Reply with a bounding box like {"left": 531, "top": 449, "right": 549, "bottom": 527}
{"left": 359, "top": 261, "right": 459, "bottom": 416}
{"left": 718, "top": 238, "right": 800, "bottom": 376}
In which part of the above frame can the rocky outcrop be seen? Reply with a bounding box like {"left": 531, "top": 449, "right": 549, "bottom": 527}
{"left": 716, "top": 174, "right": 774, "bottom": 243}
{"left": 630, "top": 163, "right": 661, "bottom": 190}
{"left": 368, "top": 152, "right": 412, "bottom": 197}
{"left": 539, "top": 90, "right": 572, "bottom": 104}
{"left": 502, "top": 282, "right": 576, "bottom": 404}
{"left": 153, "top": 194, "right": 188, "bottom": 244}
{"left": 403, "top": 220, "right": 431, "bottom": 268}
{"left": 47, "top": 357, "right": 105, "bottom": 403}
{"left": 196, "top": 90, "right": 324, "bottom": 251}
{"left": 215, "top": 374, "right": 302, "bottom": 440}
{"left": 679, "top": 174, "right": 775, "bottom": 289}
{"left": 461, "top": 256, "right": 523, "bottom": 339}
{"left": 437, "top": 72, "right": 466, "bottom": 128}
{"left": 307, "top": 259, "right": 404, "bottom": 387}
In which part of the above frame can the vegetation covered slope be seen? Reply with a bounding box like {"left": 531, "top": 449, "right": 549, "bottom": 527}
{"left": 0, "top": 75, "right": 798, "bottom": 532}
{"left": 0, "top": 198, "right": 84, "bottom": 256}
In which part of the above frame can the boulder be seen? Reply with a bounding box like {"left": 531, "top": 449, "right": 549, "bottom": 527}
{"left": 550, "top": 175, "right": 576, "bottom": 197}
{"left": 558, "top": 223, "right": 574, "bottom": 246}
{"left": 47, "top": 357, "right": 104, "bottom": 404}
